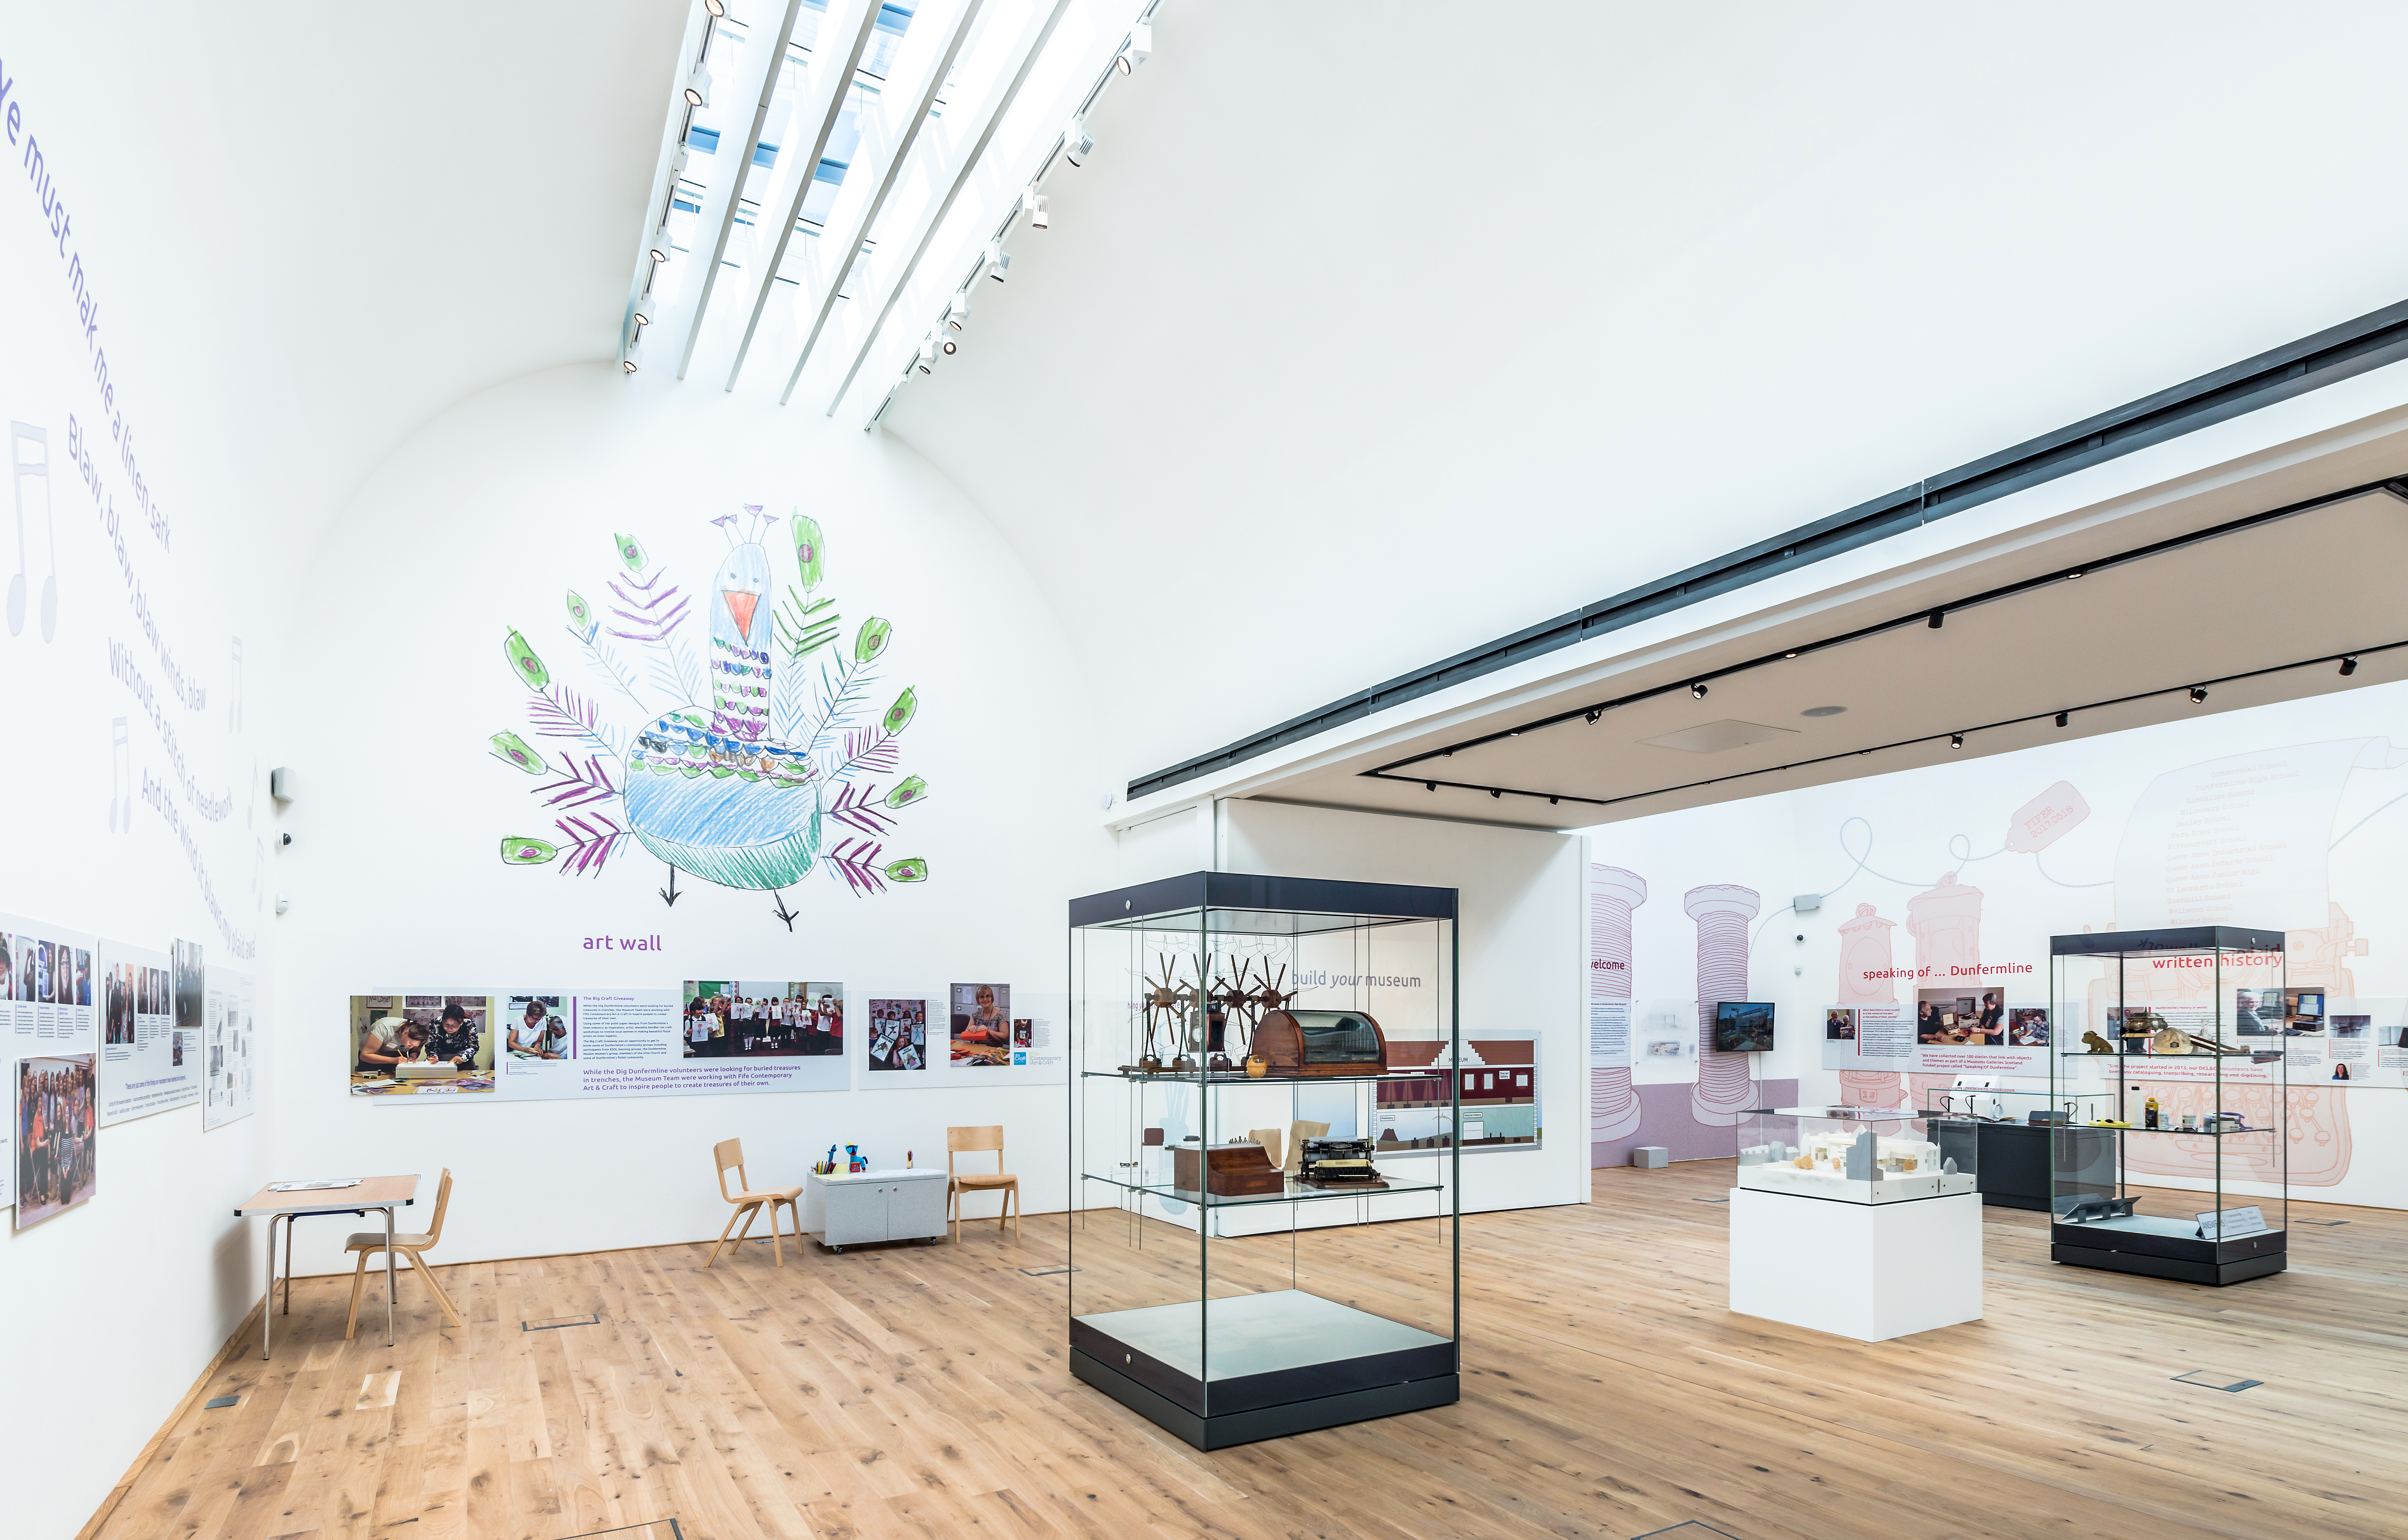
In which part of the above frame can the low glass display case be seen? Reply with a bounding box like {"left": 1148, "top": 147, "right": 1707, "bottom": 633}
{"left": 1067, "top": 872, "right": 1460, "bottom": 1449}
{"left": 1736, "top": 1106, "right": 1976, "bottom": 1204}
{"left": 2048, "top": 927, "right": 2291, "bottom": 1286}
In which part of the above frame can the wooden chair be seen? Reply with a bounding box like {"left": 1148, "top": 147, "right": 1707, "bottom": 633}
{"left": 947, "top": 1125, "right": 1021, "bottom": 1243}
{"left": 345, "top": 1167, "right": 462, "bottom": 1339}
{"left": 708, "top": 1137, "right": 802, "bottom": 1268}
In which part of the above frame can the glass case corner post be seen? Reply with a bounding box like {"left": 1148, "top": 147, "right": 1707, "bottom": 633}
{"left": 1195, "top": 901, "right": 1211, "bottom": 1421}
{"left": 1448, "top": 910, "right": 1461, "bottom": 1360}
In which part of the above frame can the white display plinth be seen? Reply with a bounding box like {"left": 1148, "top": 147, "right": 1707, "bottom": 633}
{"left": 1727, "top": 1186, "right": 1982, "bottom": 1342}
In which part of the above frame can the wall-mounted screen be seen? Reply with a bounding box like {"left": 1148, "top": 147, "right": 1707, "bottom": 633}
{"left": 1713, "top": 1001, "right": 1775, "bottom": 1053}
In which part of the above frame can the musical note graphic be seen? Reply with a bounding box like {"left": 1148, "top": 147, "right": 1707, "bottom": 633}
{"left": 8, "top": 422, "right": 52, "bottom": 641}
{"left": 110, "top": 717, "right": 131, "bottom": 833}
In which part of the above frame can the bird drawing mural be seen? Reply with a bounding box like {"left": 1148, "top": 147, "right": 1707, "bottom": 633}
{"left": 489, "top": 507, "right": 929, "bottom": 927}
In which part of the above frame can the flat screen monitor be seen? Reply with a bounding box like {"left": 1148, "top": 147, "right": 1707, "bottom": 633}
{"left": 1713, "top": 1001, "right": 1775, "bottom": 1053}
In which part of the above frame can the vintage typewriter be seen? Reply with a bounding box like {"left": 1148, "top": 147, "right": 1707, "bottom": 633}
{"left": 1298, "top": 1137, "right": 1387, "bottom": 1190}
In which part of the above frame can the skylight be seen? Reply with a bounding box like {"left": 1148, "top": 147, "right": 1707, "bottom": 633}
{"left": 620, "top": 0, "right": 1159, "bottom": 422}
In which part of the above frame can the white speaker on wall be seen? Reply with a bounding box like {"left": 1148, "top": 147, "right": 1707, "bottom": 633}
{"left": 269, "top": 766, "right": 295, "bottom": 804}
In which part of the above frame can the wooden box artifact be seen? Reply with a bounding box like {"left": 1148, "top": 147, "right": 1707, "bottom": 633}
{"left": 1251, "top": 1009, "right": 1388, "bottom": 1077}
{"left": 1172, "top": 1141, "right": 1287, "bottom": 1198}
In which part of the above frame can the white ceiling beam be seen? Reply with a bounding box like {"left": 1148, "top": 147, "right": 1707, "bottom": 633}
{"left": 721, "top": 0, "right": 885, "bottom": 392}
{"left": 818, "top": 0, "right": 1076, "bottom": 417}
{"left": 669, "top": 0, "right": 807, "bottom": 379}
{"left": 777, "top": 0, "right": 990, "bottom": 405}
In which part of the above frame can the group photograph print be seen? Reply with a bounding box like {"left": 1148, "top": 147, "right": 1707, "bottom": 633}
{"left": 866, "top": 997, "right": 929, "bottom": 1072}
{"left": 16, "top": 1054, "right": 97, "bottom": 1229}
{"left": 680, "top": 980, "right": 844, "bottom": 1059}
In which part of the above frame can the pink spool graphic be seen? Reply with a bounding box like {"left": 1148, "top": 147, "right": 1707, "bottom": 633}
{"left": 1835, "top": 901, "right": 1911, "bottom": 1106}
{"left": 1837, "top": 903, "right": 1897, "bottom": 1005}
{"left": 1906, "top": 872, "right": 1984, "bottom": 978}
{"left": 1590, "top": 866, "right": 1647, "bottom": 1147}
{"left": 1686, "top": 884, "right": 1760, "bottom": 1126}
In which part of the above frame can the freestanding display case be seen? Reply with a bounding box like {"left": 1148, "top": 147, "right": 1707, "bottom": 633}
{"left": 2048, "top": 928, "right": 2290, "bottom": 1286}
{"left": 1067, "top": 872, "right": 1459, "bottom": 1449}
{"left": 1728, "top": 1105, "right": 1984, "bottom": 1341}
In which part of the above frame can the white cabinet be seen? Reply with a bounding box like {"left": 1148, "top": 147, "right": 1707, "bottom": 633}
{"left": 1728, "top": 1186, "right": 1982, "bottom": 1342}
{"left": 803, "top": 1168, "right": 950, "bottom": 1250}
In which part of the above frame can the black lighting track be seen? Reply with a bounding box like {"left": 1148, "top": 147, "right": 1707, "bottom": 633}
{"left": 1370, "top": 474, "right": 2408, "bottom": 777}
{"left": 1124, "top": 296, "right": 2408, "bottom": 804}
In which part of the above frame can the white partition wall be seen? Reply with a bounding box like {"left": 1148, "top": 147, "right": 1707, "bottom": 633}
{"left": 1216, "top": 799, "right": 1589, "bottom": 1213}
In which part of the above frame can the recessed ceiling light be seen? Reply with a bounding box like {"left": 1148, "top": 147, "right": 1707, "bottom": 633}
{"left": 1800, "top": 705, "right": 1845, "bottom": 718}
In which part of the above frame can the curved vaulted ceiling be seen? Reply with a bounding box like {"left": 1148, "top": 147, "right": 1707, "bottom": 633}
{"left": 883, "top": 0, "right": 2408, "bottom": 787}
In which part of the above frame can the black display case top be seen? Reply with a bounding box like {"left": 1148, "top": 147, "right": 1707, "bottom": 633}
{"left": 1068, "top": 871, "right": 1458, "bottom": 931}
{"left": 2048, "top": 925, "right": 2286, "bottom": 957}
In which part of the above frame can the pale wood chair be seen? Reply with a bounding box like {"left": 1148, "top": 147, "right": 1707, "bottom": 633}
{"left": 345, "top": 1168, "right": 462, "bottom": 1339}
{"left": 708, "top": 1137, "right": 802, "bottom": 1268}
{"left": 947, "top": 1125, "right": 1020, "bottom": 1243}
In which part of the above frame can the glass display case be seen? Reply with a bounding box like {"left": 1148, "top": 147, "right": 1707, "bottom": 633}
{"left": 2048, "top": 927, "right": 2290, "bottom": 1285}
{"left": 1067, "top": 872, "right": 1460, "bottom": 1449}
{"left": 1736, "top": 1105, "right": 1976, "bottom": 1203}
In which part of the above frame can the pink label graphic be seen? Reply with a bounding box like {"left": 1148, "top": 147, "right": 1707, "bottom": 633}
{"left": 2004, "top": 780, "right": 2088, "bottom": 853}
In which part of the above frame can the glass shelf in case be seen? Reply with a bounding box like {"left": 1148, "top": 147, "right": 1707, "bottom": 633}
{"left": 1068, "top": 871, "right": 1461, "bottom": 1449}
{"left": 2048, "top": 927, "right": 2290, "bottom": 1286}
{"left": 1736, "top": 1106, "right": 1975, "bottom": 1204}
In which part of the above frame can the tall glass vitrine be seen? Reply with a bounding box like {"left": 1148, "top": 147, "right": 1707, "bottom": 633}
{"left": 2047, "top": 927, "right": 2290, "bottom": 1286}
{"left": 1067, "top": 872, "right": 1460, "bottom": 1449}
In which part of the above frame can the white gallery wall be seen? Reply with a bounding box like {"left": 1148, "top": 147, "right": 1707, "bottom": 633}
{"left": 264, "top": 362, "right": 1117, "bottom": 1281}
{"left": 1218, "top": 800, "right": 1590, "bottom": 1213}
{"left": 0, "top": 41, "right": 282, "bottom": 1538}
{"left": 1581, "top": 681, "right": 2408, "bottom": 1210}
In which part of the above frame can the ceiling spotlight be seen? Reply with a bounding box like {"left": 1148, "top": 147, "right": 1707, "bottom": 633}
{"left": 1116, "top": 22, "right": 1152, "bottom": 73}
{"left": 1425, "top": 781, "right": 1436, "bottom": 791}
{"left": 704, "top": 0, "right": 725, "bottom": 14}
{"left": 1784, "top": 651, "right": 1798, "bottom": 659}
{"left": 648, "top": 224, "right": 674, "bottom": 263}
{"left": 1489, "top": 789, "right": 1502, "bottom": 799}
{"left": 666, "top": 145, "right": 689, "bottom": 181}
{"left": 1063, "top": 118, "right": 1095, "bottom": 166}
{"left": 2341, "top": 655, "right": 2360, "bottom": 676}
{"left": 1548, "top": 795, "right": 1559, "bottom": 806}
{"left": 2055, "top": 711, "right": 2069, "bottom": 727}
{"left": 1584, "top": 709, "right": 1601, "bottom": 724}
{"left": 915, "top": 336, "right": 936, "bottom": 374}
{"left": 1927, "top": 609, "right": 1944, "bottom": 629}
{"left": 940, "top": 335, "right": 958, "bottom": 355}
{"left": 2189, "top": 686, "right": 2208, "bottom": 704}
{"left": 945, "top": 292, "right": 970, "bottom": 330}
{"left": 1690, "top": 682, "right": 1707, "bottom": 700}
{"left": 2068, "top": 569, "right": 2084, "bottom": 580}
{"left": 684, "top": 64, "right": 712, "bottom": 108}
{"left": 985, "top": 243, "right": 1011, "bottom": 282}
{"left": 622, "top": 332, "right": 644, "bottom": 374}
{"left": 1025, "top": 188, "right": 1049, "bottom": 228}
{"left": 1949, "top": 733, "right": 1964, "bottom": 749}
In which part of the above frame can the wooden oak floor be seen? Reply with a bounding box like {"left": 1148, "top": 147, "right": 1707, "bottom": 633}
{"left": 90, "top": 1163, "right": 2407, "bottom": 1540}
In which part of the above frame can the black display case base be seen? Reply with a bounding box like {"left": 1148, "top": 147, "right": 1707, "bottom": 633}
{"left": 1071, "top": 1346, "right": 1458, "bottom": 1448}
{"left": 2052, "top": 1239, "right": 2287, "bottom": 1286}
